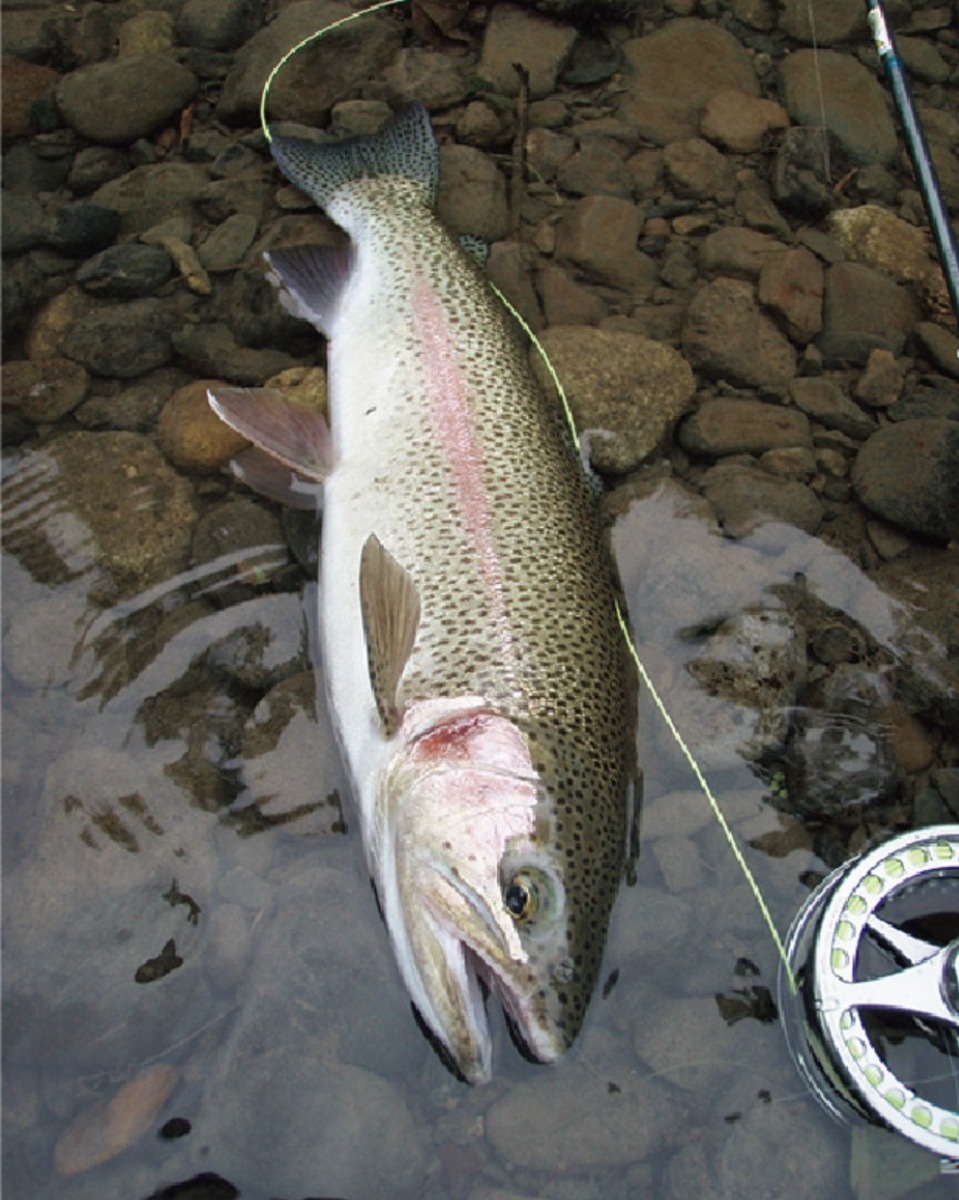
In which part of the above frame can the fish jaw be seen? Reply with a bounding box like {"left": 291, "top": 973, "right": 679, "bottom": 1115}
{"left": 371, "top": 702, "right": 571, "bottom": 1082}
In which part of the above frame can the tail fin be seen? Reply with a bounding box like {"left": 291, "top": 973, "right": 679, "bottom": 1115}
{"left": 270, "top": 104, "right": 438, "bottom": 212}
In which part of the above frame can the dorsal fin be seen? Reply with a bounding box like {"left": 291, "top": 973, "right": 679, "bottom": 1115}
{"left": 359, "top": 534, "right": 420, "bottom": 737}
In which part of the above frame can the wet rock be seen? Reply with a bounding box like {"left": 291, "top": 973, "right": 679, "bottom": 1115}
{"left": 1, "top": 358, "right": 89, "bottom": 423}
{"left": 772, "top": 125, "right": 851, "bottom": 216}
{"left": 172, "top": 322, "right": 299, "bottom": 385}
{"left": 1, "top": 55, "right": 60, "bottom": 138}
{"left": 54, "top": 1065, "right": 179, "bottom": 1177}
{"left": 698, "top": 227, "right": 788, "bottom": 280}
{"left": 896, "top": 34, "right": 950, "bottom": 84}
{"left": 56, "top": 55, "right": 197, "bottom": 145}
{"left": 702, "top": 462, "right": 823, "bottom": 536}
{"left": 177, "top": 0, "right": 265, "bottom": 51}
{"left": 209, "top": 598, "right": 308, "bottom": 693}
{"left": 818, "top": 261, "right": 920, "bottom": 364}
{"left": 197, "top": 212, "right": 258, "bottom": 272}
{"left": 67, "top": 146, "right": 130, "bottom": 195}
{"left": 217, "top": 0, "right": 402, "bottom": 126}
{"left": 788, "top": 377, "right": 877, "bottom": 441}
{"left": 680, "top": 398, "right": 811, "bottom": 457}
{"left": 557, "top": 143, "right": 634, "bottom": 199}
{"left": 620, "top": 19, "right": 757, "bottom": 145}
{"left": 532, "top": 326, "right": 695, "bottom": 474}
{"left": 699, "top": 88, "right": 789, "bottom": 154}
{"left": 778, "top": 0, "right": 867, "bottom": 43}
{"left": 783, "top": 709, "right": 895, "bottom": 819}
{"left": 663, "top": 137, "right": 734, "bottom": 201}
{"left": 634, "top": 996, "right": 758, "bottom": 1093}
{"left": 779, "top": 50, "right": 897, "bottom": 166}
{"left": 1, "top": 193, "right": 47, "bottom": 255}
{"left": 380, "top": 46, "right": 471, "bottom": 110}
{"left": 487, "top": 240, "right": 543, "bottom": 330}
{"left": 117, "top": 10, "right": 175, "bottom": 56}
{"left": 851, "top": 418, "right": 959, "bottom": 542}
{"left": 436, "top": 144, "right": 510, "bottom": 241}
{"left": 537, "top": 262, "right": 606, "bottom": 326}
{"left": 477, "top": 3, "right": 578, "bottom": 98}
{"left": 854, "top": 349, "right": 905, "bottom": 410}
{"left": 486, "top": 1063, "right": 685, "bottom": 1168}
{"left": 62, "top": 297, "right": 173, "bottom": 378}
{"left": 47, "top": 203, "right": 121, "bottom": 256}
{"left": 157, "top": 378, "right": 250, "bottom": 473}
{"left": 189, "top": 498, "right": 289, "bottom": 604}
{"left": 914, "top": 321, "right": 959, "bottom": 380}
{"left": 681, "top": 278, "right": 797, "bottom": 387}
{"left": 826, "top": 204, "right": 938, "bottom": 290}
{"left": 76, "top": 243, "right": 173, "bottom": 298}
{"left": 554, "top": 195, "right": 656, "bottom": 292}
{"left": 25, "top": 285, "right": 88, "bottom": 359}
{"left": 757, "top": 246, "right": 824, "bottom": 345}
{"left": 93, "top": 162, "right": 209, "bottom": 236}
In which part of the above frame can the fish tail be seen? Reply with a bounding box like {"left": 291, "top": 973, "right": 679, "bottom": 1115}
{"left": 270, "top": 104, "right": 439, "bottom": 211}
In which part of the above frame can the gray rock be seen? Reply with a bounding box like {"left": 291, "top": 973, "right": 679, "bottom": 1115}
{"left": 783, "top": 708, "right": 896, "bottom": 819}
{"left": 699, "top": 88, "right": 789, "bottom": 153}
{"left": 634, "top": 996, "right": 759, "bottom": 1093}
{"left": 207, "top": 595, "right": 308, "bottom": 692}
{"left": 772, "top": 125, "right": 852, "bottom": 216}
{"left": 477, "top": 3, "right": 578, "bottom": 98}
{"left": 176, "top": 0, "right": 265, "bottom": 51}
{"left": 380, "top": 46, "right": 471, "bottom": 110}
{"left": 698, "top": 227, "right": 788, "bottom": 280}
{"left": 172, "top": 322, "right": 300, "bottom": 385}
{"left": 56, "top": 54, "right": 197, "bottom": 145}
{"left": 436, "top": 144, "right": 511, "bottom": 241}
{"left": 826, "top": 204, "right": 938, "bottom": 291}
{"left": 76, "top": 242, "right": 173, "bottom": 297}
{"left": 681, "top": 278, "right": 797, "bottom": 387}
{"left": 217, "top": 0, "right": 402, "bottom": 126}
{"left": 788, "top": 377, "right": 877, "bottom": 440}
{"left": 914, "top": 321, "right": 959, "bottom": 380}
{"left": 189, "top": 498, "right": 288, "bottom": 592}
{"left": 896, "top": 34, "right": 951, "bottom": 84}
{"left": 854, "top": 349, "right": 905, "bottom": 409}
{"left": 680, "top": 398, "right": 811, "bottom": 458}
{"left": 1, "top": 358, "right": 89, "bottom": 423}
{"left": 818, "top": 261, "right": 920, "bottom": 364}
{"left": 62, "top": 297, "right": 173, "bottom": 378}
{"left": 1, "top": 193, "right": 47, "bottom": 255}
{"left": 778, "top": 0, "right": 867, "bottom": 43}
{"left": 93, "top": 162, "right": 209, "bottom": 235}
{"left": 66, "top": 146, "right": 130, "bottom": 195}
{"left": 851, "top": 418, "right": 959, "bottom": 541}
{"left": 779, "top": 50, "right": 897, "bottom": 166}
{"left": 532, "top": 326, "right": 696, "bottom": 474}
{"left": 554, "top": 195, "right": 656, "bottom": 292}
{"left": 702, "top": 462, "right": 824, "bottom": 537}
{"left": 620, "top": 19, "right": 757, "bottom": 145}
{"left": 196, "top": 212, "right": 258, "bottom": 272}
{"left": 47, "top": 203, "right": 121, "bottom": 255}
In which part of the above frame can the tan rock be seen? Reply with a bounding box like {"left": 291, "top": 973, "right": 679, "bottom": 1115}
{"left": 700, "top": 88, "right": 790, "bottom": 153}
{"left": 158, "top": 379, "right": 251, "bottom": 473}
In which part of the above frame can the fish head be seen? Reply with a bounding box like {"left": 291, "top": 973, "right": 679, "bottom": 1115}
{"left": 373, "top": 703, "right": 584, "bottom": 1083}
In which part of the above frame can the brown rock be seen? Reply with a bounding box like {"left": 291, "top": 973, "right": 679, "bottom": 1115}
{"left": 554, "top": 195, "right": 656, "bottom": 292}
{"left": 436, "top": 144, "right": 510, "bottom": 241}
{"left": 826, "top": 204, "right": 938, "bottom": 290}
{"left": 699, "top": 88, "right": 790, "bottom": 153}
{"left": 1, "top": 55, "right": 59, "bottom": 138}
{"left": 702, "top": 462, "right": 823, "bottom": 536}
{"left": 853, "top": 349, "right": 905, "bottom": 408}
{"left": 24, "top": 287, "right": 89, "bottom": 360}
{"left": 681, "top": 277, "right": 797, "bottom": 387}
{"left": 477, "top": 3, "right": 577, "bottom": 99}
{"left": 819, "top": 261, "right": 921, "bottom": 363}
{"left": 758, "top": 246, "right": 824, "bottom": 345}
{"left": 679, "top": 397, "right": 811, "bottom": 457}
{"left": 914, "top": 321, "right": 959, "bottom": 380}
{"left": 158, "top": 379, "right": 251, "bottom": 473}
{"left": 663, "top": 138, "right": 734, "bottom": 201}
{"left": 536, "top": 263, "right": 606, "bottom": 327}
{"left": 699, "top": 227, "right": 788, "bottom": 280}
{"left": 2, "top": 358, "right": 89, "bottom": 423}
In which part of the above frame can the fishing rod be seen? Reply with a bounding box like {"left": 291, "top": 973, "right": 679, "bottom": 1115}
{"left": 866, "top": 0, "right": 959, "bottom": 333}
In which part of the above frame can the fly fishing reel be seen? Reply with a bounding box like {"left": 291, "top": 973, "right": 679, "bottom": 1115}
{"left": 779, "top": 825, "right": 959, "bottom": 1163}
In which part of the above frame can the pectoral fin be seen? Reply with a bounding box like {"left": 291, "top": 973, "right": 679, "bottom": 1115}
{"left": 359, "top": 534, "right": 420, "bottom": 737}
{"left": 208, "top": 386, "right": 332, "bottom": 482}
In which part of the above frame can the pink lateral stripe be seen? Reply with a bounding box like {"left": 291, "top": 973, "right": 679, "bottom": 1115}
{"left": 410, "top": 272, "right": 521, "bottom": 681}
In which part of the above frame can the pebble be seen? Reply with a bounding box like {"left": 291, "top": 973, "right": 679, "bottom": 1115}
{"left": 679, "top": 397, "right": 811, "bottom": 457}
{"left": 554, "top": 195, "right": 656, "bottom": 292}
{"left": 197, "top": 211, "right": 258, "bottom": 272}
{"left": 47, "top": 203, "right": 121, "bottom": 256}
{"left": 702, "top": 462, "right": 824, "bottom": 536}
{"left": 171, "top": 321, "right": 299, "bottom": 385}
{"left": 698, "top": 227, "right": 787, "bottom": 279}
{"left": 788, "top": 376, "right": 877, "bottom": 441}
{"left": 818, "top": 261, "right": 921, "bottom": 364}
{"left": 663, "top": 136, "right": 734, "bottom": 201}
{"left": 176, "top": 0, "right": 266, "bottom": 52}
{"left": 757, "top": 246, "right": 824, "bottom": 345}
{"left": 779, "top": 49, "right": 897, "bottom": 166}
{"left": 778, "top": 0, "right": 866, "bottom": 43}
{"left": 634, "top": 996, "right": 757, "bottom": 1093}
{"left": 56, "top": 55, "right": 197, "bottom": 146}
{"left": 477, "top": 3, "right": 578, "bottom": 99}
{"left": 532, "top": 326, "right": 695, "bottom": 473}
{"left": 436, "top": 144, "right": 511, "bottom": 241}
{"left": 157, "top": 378, "right": 250, "bottom": 473}
{"left": 772, "top": 125, "right": 851, "bottom": 216}
{"left": 699, "top": 88, "right": 790, "bottom": 154}
{"left": 61, "top": 297, "right": 173, "bottom": 378}
{"left": 914, "top": 320, "right": 959, "bottom": 380}
{"left": 1, "top": 55, "right": 60, "bottom": 138}
{"left": 75, "top": 242, "right": 173, "bottom": 298}
{"left": 851, "top": 418, "right": 959, "bottom": 542}
{"left": 681, "top": 278, "right": 797, "bottom": 387}
{"left": 854, "top": 350, "right": 904, "bottom": 409}
{"left": 1, "top": 358, "right": 89, "bottom": 423}
{"left": 93, "top": 162, "right": 210, "bottom": 235}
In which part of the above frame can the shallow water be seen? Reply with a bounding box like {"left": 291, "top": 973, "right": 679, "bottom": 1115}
{"left": 3, "top": 441, "right": 955, "bottom": 1199}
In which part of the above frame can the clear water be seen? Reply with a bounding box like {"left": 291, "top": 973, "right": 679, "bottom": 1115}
{"left": 3, "top": 440, "right": 955, "bottom": 1199}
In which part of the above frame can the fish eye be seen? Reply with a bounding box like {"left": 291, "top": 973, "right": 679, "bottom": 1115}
{"left": 503, "top": 868, "right": 552, "bottom": 925}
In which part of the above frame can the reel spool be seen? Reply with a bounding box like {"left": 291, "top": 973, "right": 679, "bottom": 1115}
{"left": 780, "top": 825, "right": 959, "bottom": 1162}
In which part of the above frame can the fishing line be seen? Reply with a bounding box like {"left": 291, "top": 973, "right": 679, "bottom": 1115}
{"left": 257, "top": 0, "right": 798, "bottom": 994}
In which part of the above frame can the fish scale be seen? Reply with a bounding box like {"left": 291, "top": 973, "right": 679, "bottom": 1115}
{"left": 211, "top": 104, "right": 637, "bottom": 1080}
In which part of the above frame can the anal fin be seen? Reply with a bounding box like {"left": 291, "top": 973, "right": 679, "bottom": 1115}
{"left": 208, "top": 386, "right": 333, "bottom": 483}
{"left": 359, "top": 534, "right": 420, "bottom": 737}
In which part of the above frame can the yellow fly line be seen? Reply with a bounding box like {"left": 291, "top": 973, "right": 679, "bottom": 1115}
{"left": 257, "top": 0, "right": 797, "bottom": 995}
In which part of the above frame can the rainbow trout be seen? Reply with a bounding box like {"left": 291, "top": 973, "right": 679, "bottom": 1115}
{"left": 209, "top": 105, "right": 636, "bottom": 1082}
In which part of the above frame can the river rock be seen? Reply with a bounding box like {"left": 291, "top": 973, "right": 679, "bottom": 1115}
{"left": 172, "top": 323, "right": 299, "bottom": 385}
{"left": 1, "top": 358, "right": 89, "bottom": 423}
{"left": 176, "top": 0, "right": 265, "bottom": 51}
{"left": 778, "top": 0, "right": 867, "bottom": 43}
{"left": 818, "top": 261, "right": 921, "bottom": 364}
{"left": 1, "top": 55, "right": 60, "bottom": 138}
{"left": 217, "top": 0, "right": 402, "bottom": 125}
{"left": 788, "top": 377, "right": 877, "bottom": 440}
{"left": 757, "top": 247, "right": 824, "bottom": 345}
{"left": 896, "top": 34, "right": 951, "bottom": 84}
{"left": 157, "top": 378, "right": 250, "bottom": 473}
{"left": 698, "top": 227, "right": 788, "bottom": 280}
{"left": 779, "top": 50, "right": 897, "bottom": 166}
{"left": 699, "top": 88, "right": 789, "bottom": 153}
{"left": 62, "top": 297, "right": 173, "bottom": 378}
{"left": 854, "top": 348, "right": 906, "bottom": 408}
{"left": 663, "top": 137, "right": 734, "bottom": 201}
{"left": 197, "top": 212, "right": 258, "bottom": 272}
{"left": 56, "top": 54, "right": 197, "bottom": 145}
{"left": 67, "top": 146, "right": 130, "bottom": 195}
{"left": 826, "top": 204, "right": 937, "bottom": 290}
{"left": 93, "top": 162, "right": 210, "bottom": 235}
{"left": 914, "top": 321, "right": 959, "bottom": 380}
{"left": 851, "top": 418, "right": 959, "bottom": 542}
{"left": 76, "top": 242, "right": 173, "bottom": 298}
{"left": 679, "top": 397, "right": 811, "bottom": 457}
{"left": 772, "top": 125, "right": 852, "bottom": 216}
{"left": 477, "top": 3, "right": 578, "bottom": 98}
{"left": 554, "top": 195, "right": 656, "bottom": 292}
{"left": 436, "top": 144, "right": 511, "bottom": 241}
{"left": 47, "top": 202, "right": 121, "bottom": 256}
{"left": 532, "top": 326, "right": 695, "bottom": 473}
{"left": 681, "top": 278, "right": 797, "bottom": 387}
{"left": 620, "top": 19, "right": 757, "bottom": 145}
{"left": 702, "top": 462, "right": 823, "bottom": 536}
{"left": 380, "top": 46, "right": 470, "bottom": 111}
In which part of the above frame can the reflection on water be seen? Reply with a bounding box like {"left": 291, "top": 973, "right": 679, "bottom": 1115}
{"left": 3, "top": 446, "right": 955, "bottom": 1198}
